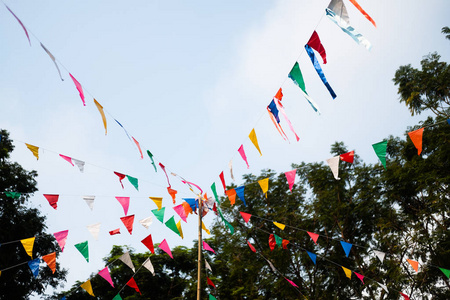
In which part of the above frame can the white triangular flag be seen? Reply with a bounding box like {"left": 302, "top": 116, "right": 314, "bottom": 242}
{"left": 378, "top": 282, "right": 388, "bottom": 293}
{"left": 205, "top": 259, "right": 212, "bottom": 272}
{"left": 86, "top": 223, "right": 101, "bottom": 240}
{"left": 118, "top": 252, "right": 135, "bottom": 272}
{"left": 228, "top": 160, "right": 235, "bottom": 181}
{"left": 326, "top": 156, "right": 341, "bottom": 180}
{"left": 139, "top": 216, "right": 153, "bottom": 229}
{"left": 73, "top": 159, "right": 85, "bottom": 173}
{"left": 373, "top": 250, "right": 385, "bottom": 263}
{"left": 143, "top": 257, "right": 155, "bottom": 275}
{"left": 83, "top": 196, "right": 95, "bottom": 211}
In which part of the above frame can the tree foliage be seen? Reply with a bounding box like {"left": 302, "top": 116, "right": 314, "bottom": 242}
{"left": 393, "top": 28, "right": 450, "bottom": 118}
{"left": 0, "top": 129, "right": 67, "bottom": 299}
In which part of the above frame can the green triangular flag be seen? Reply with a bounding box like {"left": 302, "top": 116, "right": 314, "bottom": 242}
{"left": 147, "top": 150, "right": 157, "bottom": 172}
{"left": 152, "top": 207, "right": 165, "bottom": 223}
{"left": 5, "top": 191, "right": 21, "bottom": 199}
{"left": 372, "top": 140, "right": 388, "bottom": 169}
{"left": 211, "top": 182, "right": 220, "bottom": 205}
{"left": 218, "top": 207, "right": 234, "bottom": 235}
{"left": 289, "top": 62, "right": 306, "bottom": 93}
{"left": 274, "top": 233, "right": 282, "bottom": 247}
{"left": 440, "top": 268, "right": 450, "bottom": 278}
{"left": 126, "top": 175, "right": 139, "bottom": 191}
{"left": 209, "top": 295, "right": 217, "bottom": 300}
{"left": 74, "top": 241, "right": 89, "bottom": 262}
{"left": 165, "top": 216, "right": 181, "bottom": 236}
{"left": 113, "top": 294, "right": 123, "bottom": 300}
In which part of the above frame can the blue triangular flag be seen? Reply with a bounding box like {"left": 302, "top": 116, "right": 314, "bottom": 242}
{"left": 307, "top": 251, "right": 317, "bottom": 264}
{"left": 235, "top": 186, "right": 246, "bottom": 206}
{"left": 28, "top": 258, "right": 40, "bottom": 278}
{"left": 61, "top": 297, "right": 66, "bottom": 300}
{"left": 340, "top": 241, "right": 353, "bottom": 257}
{"left": 447, "top": 119, "right": 450, "bottom": 126}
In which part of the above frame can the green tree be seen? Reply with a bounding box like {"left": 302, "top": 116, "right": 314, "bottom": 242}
{"left": 393, "top": 28, "right": 450, "bottom": 118}
{"left": 51, "top": 245, "right": 198, "bottom": 300}
{"left": 0, "top": 129, "right": 67, "bottom": 299}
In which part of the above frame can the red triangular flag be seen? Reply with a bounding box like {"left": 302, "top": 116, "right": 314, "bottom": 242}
{"left": 219, "top": 171, "right": 226, "bottom": 193}
{"left": 307, "top": 31, "right": 327, "bottom": 64}
{"left": 141, "top": 234, "right": 155, "bottom": 254}
{"left": 340, "top": 151, "right": 355, "bottom": 163}
{"left": 109, "top": 228, "right": 120, "bottom": 235}
{"left": 120, "top": 215, "right": 135, "bottom": 235}
{"left": 126, "top": 277, "right": 142, "bottom": 295}
{"left": 282, "top": 239, "right": 290, "bottom": 249}
{"left": 408, "top": 128, "right": 424, "bottom": 155}
{"left": 307, "top": 232, "right": 319, "bottom": 244}
{"left": 400, "top": 292, "right": 410, "bottom": 300}
{"left": 114, "top": 171, "right": 126, "bottom": 189}
{"left": 131, "top": 136, "right": 144, "bottom": 159}
{"left": 240, "top": 212, "right": 252, "bottom": 223}
{"left": 246, "top": 240, "right": 256, "bottom": 252}
{"left": 268, "top": 234, "right": 276, "bottom": 251}
{"left": 207, "top": 277, "right": 216, "bottom": 289}
{"left": 284, "top": 170, "right": 296, "bottom": 191}
{"left": 43, "top": 194, "right": 59, "bottom": 210}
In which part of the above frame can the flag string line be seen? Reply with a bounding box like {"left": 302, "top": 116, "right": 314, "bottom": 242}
{"left": 213, "top": 10, "right": 327, "bottom": 185}
{"left": 0, "top": 2, "right": 206, "bottom": 208}
{"left": 251, "top": 226, "right": 413, "bottom": 298}
{"left": 234, "top": 208, "right": 449, "bottom": 275}
{"left": 0, "top": 249, "right": 63, "bottom": 273}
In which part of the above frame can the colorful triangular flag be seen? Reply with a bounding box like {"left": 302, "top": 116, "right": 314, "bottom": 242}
{"left": 98, "top": 267, "right": 114, "bottom": 288}
{"left": 340, "top": 241, "right": 353, "bottom": 257}
{"left": 25, "top": 143, "right": 39, "bottom": 160}
{"left": 141, "top": 234, "right": 155, "bottom": 254}
{"left": 158, "top": 239, "right": 173, "bottom": 259}
{"left": 80, "top": 280, "right": 95, "bottom": 297}
{"left": 235, "top": 186, "right": 246, "bottom": 206}
{"left": 342, "top": 266, "right": 352, "bottom": 279}
{"left": 372, "top": 140, "right": 388, "bottom": 169}
{"left": 150, "top": 197, "right": 163, "bottom": 210}
{"left": 120, "top": 215, "right": 135, "bottom": 235}
{"left": 53, "top": 230, "right": 68, "bottom": 252}
{"left": 152, "top": 207, "right": 165, "bottom": 223}
{"left": 143, "top": 257, "right": 155, "bottom": 275}
{"left": 74, "top": 241, "right": 89, "bottom": 262}
{"left": 126, "top": 175, "right": 139, "bottom": 191}
{"left": 42, "top": 252, "right": 56, "bottom": 274}
{"left": 21, "top": 237, "right": 35, "bottom": 258}
{"left": 307, "top": 251, "right": 317, "bottom": 264}
{"left": 408, "top": 128, "right": 424, "bottom": 155}
{"left": 249, "top": 128, "right": 262, "bottom": 156}
{"left": 28, "top": 258, "right": 40, "bottom": 278}
{"left": 43, "top": 194, "right": 59, "bottom": 210}
{"left": 119, "top": 252, "right": 135, "bottom": 272}
{"left": 238, "top": 145, "right": 250, "bottom": 168}
{"left": 285, "top": 169, "right": 296, "bottom": 191}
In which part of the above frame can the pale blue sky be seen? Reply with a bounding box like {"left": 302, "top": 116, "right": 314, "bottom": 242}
{"left": 0, "top": 0, "right": 448, "bottom": 297}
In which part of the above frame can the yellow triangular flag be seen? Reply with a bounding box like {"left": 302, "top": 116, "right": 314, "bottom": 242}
{"left": 342, "top": 266, "right": 352, "bottom": 279}
{"left": 94, "top": 99, "right": 107, "bottom": 135}
{"left": 25, "top": 143, "right": 39, "bottom": 160}
{"left": 149, "top": 197, "right": 163, "bottom": 210}
{"left": 249, "top": 128, "right": 262, "bottom": 156}
{"left": 80, "top": 280, "right": 95, "bottom": 297}
{"left": 258, "top": 178, "right": 269, "bottom": 198}
{"left": 176, "top": 220, "right": 184, "bottom": 239}
{"left": 273, "top": 222, "right": 285, "bottom": 230}
{"left": 202, "top": 221, "right": 210, "bottom": 235}
{"left": 20, "top": 237, "right": 36, "bottom": 258}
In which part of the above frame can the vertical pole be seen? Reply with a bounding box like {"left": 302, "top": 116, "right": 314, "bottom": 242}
{"left": 197, "top": 195, "right": 203, "bottom": 300}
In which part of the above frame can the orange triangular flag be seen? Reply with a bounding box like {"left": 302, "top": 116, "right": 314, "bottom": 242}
{"left": 408, "top": 128, "right": 424, "bottom": 155}
{"left": 226, "top": 189, "right": 236, "bottom": 205}
{"left": 407, "top": 259, "right": 419, "bottom": 272}
{"left": 93, "top": 99, "right": 107, "bottom": 135}
{"left": 42, "top": 252, "right": 56, "bottom": 274}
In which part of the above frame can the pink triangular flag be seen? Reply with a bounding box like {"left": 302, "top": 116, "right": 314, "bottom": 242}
{"left": 116, "top": 197, "right": 130, "bottom": 215}
{"left": 307, "top": 232, "right": 319, "bottom": 244}
{"left": 132, "top": 136, "right": 144, "bottom": 159}
{"left": 53, "top": 230, "right": 69, "bottom": 252}
{"left": 158, "top": 239, "right": 173, "bottom": 259}
{"left": 237, "top": 145, "right": 250, "bottom": 168}
{"left": 284, "top": 170, "right": 297, "bottom": 191}
{"left": 98, "top": 267, "right": 114, "bottom": 288}
{"left": 285, "top": 277, "right": 299, "bottom": 288}
{"left": 355, "top": 272, "right": 365, "bottom": 284}
{"left": 173, "top": 204, "right": 188, "bottom": 223}
{"left": 203, "top": 241, "right": 215, "bottom": 254}
{"left": 69, "top": 73, "right": 85, "bottom": 106}
{"left": 240, "top": 212, "right": 252, "bottom": 223}
{"left": 4, "top": 5, "right": 31, "bottom": 46}
{"left": 59, "top": 154, "right": 74, "bottom": 166}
